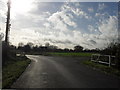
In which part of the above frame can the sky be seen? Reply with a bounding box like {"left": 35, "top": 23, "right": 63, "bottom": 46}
{"left": 0, "top": 0, "right": 119, "bottom": 49}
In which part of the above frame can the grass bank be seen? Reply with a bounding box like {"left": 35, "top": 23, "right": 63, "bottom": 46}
{"left": 82, "top": 60, "right": 120, "bottom": 77}
{"left": 45, "top": 52, "right": 94, "bottom": 57}
{"left": 2, "top": 56, "right": 31, "bottom": 88}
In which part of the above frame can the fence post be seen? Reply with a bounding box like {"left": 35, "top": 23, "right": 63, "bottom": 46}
{"left": 109, "top": 55, "right": 111, "bottom": 67}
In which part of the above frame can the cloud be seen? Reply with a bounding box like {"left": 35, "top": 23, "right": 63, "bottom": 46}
{"left": 88, "top": 8, "right": 94, "bottom": 13}
{"left": 0, "top": 1, "right": 118, "bottom": 49}
{"left": 95, "top": 12, "right": 108, "bottom": 17}
{"left": 47, "top": 12, "right": 68, "bottom": 31}
{"left": 98, "top": 16, "right": 118, "bottom": 41}
{"left": 98, "top": 3, "right": 106, "bottom": 10}
{"left": 86, "top": 15, "right": 118, "bottom": 49}
{"left": 73, "top": 8, "right": 90, "bottom": 19}
{"left": 47, "top": 11, "right": 77, "bottom": 29}
{"left": 10, "top": 10, "right": 51, "bottom": 31}
{"left": 88, "top": 25, "right": 95, "bottom": 32}
{"left": 0, "top": 10, "right": 6, "bottom": 19}
{"left": 82, "top": 15, "right": 118, "bottom": 49}
{"left": 95, "top": 13, "right": 102, "bottom": 17}
{"left": 61, "top": 2, "right": 91, "bottom": 19}
{"left": 44, "top": 38, "right": 73, "bottom": 44}
{"left": 9, "top": 28, "right": 41, "bottom": 45}
{"left": 89, "top": 40, "right": 97, "bottom": 44}
{"left": 10, "top": 2, "right": 119, "bottom": 49}
{"left": 43, "top": 23, "right": 50, "bottom": 27}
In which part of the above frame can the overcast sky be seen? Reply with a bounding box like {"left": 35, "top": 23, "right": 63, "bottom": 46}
{"left": 0, "top": 0, "right": 119, "bottom": 49}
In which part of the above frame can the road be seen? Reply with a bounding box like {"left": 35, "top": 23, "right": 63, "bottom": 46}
{"left": 11, "top": 55, "right": 120, "bottom": 88}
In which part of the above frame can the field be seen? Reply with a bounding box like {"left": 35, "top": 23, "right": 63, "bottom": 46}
{"left": 82, "top": 60, "right": 120, "bottom": 77}
{"left": 46, "top": 52, "right": 95, "bottom": 57}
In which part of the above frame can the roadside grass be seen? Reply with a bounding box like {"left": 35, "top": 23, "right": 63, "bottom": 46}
{"left": 46, "top": 52, "right": 95, "bottom": 57}
{"left": 82, "top": 60, "right": 120, "bottom": 77}
{"left": 2, "top": 56, "right": 31, "bottom": 88}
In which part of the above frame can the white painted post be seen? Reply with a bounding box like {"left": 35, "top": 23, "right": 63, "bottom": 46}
{"left": 91, "top": 55, "right": 93, "bottom": 61}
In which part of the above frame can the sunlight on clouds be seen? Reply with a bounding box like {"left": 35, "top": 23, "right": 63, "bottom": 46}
{"left": 10, "top": 2, "right": 118, "bottom": 49}
{"left": 10, "top": 28, "right": 41, "bottom": 46}
{"left": 11, "top": 0, "right": 34, "bottom": 18}
{"left": 0, "top": 1, "right": 118, "bottom": 49}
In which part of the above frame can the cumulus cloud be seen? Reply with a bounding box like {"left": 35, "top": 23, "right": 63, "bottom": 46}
{"left": 0, "top": 1, "right": 118, "bottom": 49}
{"left": 47, "top": 11, "right": 77, "bottom": 29}
{"left": 86, "top": 15, "right": 118, "bottom": 49}
{"left": 98, "top": 16, "right": 118, "bottom": 42}
{"left": 61, "top": 2, "right": 91, "bottom": 19}
{"left": 73, "top": 8, "right": 90, "bottom": 19}
{"left": 80, "top": 15, "right": 118, "bottom": 49}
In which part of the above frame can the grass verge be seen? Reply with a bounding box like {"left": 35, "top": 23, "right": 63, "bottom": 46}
{"left": 82, "top": 60, "right": 120, "bottom": 77}
{"left": 46, "top": 52, "right": 94, "bottom": 57}
{"left": 2, "top": 56, "right": 31, "bottom": 88}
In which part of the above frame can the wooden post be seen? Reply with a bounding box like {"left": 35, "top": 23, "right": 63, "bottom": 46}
{"left": 109, "top": 55, "right": 111, "bottom": 67}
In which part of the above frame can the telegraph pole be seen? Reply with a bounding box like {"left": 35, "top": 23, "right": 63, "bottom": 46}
{"left": 5, "top": 0, "right": 11, "bottom": 43}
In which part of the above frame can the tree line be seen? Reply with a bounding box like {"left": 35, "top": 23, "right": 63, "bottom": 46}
{"left": 7, "top": 41, "right": 120, "bottom": 56}
{"left": 2, "top": 40, "right": 120, "bottom": 67}
{"left": 16, "top": 42, "right": 84, "bottom": 53}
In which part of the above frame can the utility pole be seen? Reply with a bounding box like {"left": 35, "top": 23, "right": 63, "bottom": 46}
{"left": 5, "top": 0, "right": 11, "bottom": 43}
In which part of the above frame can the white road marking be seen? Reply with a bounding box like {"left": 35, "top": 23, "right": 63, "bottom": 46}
{"left": 34, "top": 59, "right": 38, "bottom": 62}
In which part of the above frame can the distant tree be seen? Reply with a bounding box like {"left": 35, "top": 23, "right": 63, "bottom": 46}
{"left": 84, "top": 48, "right": 90, "bottom": 52}
{"left": 101, "top": 42, "right": 120, "bottom": 68}
{"left": 69, "top": 49, "right": 74, "bottom": 52}
{"left": 64, "top": 48, "right": 70, "bottom": 52}
{"left": 33, "top": 45, "right": 39, "bottom": 52}
{"left": 74, "top": 45, "right": 83, "bottom": 52}
{"left": 102, "top": 42, "right": 118, "bottom": 55}
{"left": 18, "top": 42, "right": 24, "bottom": 51}
{"left": 23, "top": 44, "right": 31, "bottom": 52}
{"left": 27, "top": 42, "right": 34, "bottom": 48}
{"left": 45, "top": 42, "right": 50, "bottom": 47}
{"left": 49, "top": 45, "right": 58, "bottom": 49}
{"left": 18, "top": 42, "right": 24, "bottom": 47}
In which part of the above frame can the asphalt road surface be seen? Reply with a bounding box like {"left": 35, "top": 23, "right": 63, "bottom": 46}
{"left": 11, "top": 55, "right": 120, "bottom": 88}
